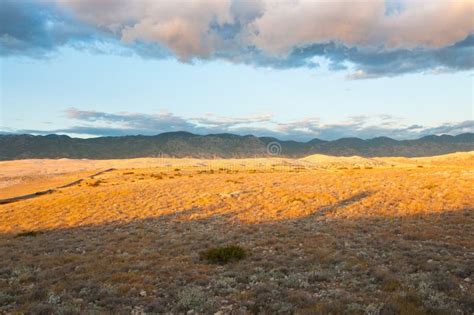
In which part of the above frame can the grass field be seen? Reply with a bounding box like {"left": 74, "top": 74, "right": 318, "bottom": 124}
{"left": 0, "top": 153, "right": 473, "bottom": 314}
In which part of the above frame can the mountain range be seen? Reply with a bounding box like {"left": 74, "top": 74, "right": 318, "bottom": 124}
{"left": 0, "top": 132, "right": 473, "bottom": 160}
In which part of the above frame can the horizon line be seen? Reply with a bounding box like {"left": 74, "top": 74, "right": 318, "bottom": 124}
{"left": 1, "top": 131, "right": 472, "bottom": 143}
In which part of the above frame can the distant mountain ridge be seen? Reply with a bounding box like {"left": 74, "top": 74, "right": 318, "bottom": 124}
{"left": 0, "top": 132, "right": 473, "bottom": 160}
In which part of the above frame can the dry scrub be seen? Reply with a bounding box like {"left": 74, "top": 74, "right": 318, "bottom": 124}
{"left": 0, "top": 153, "right": 473, "bottom": 314}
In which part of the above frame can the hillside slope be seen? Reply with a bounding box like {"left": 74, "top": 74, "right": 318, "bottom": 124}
{"left": 0, "top": 132, "right": 473, "bottom": 160}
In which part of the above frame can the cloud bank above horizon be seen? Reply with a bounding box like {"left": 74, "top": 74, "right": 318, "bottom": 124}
{"left": 1, "top": 0, "right": 473, "bottom": 78}
{"left": 4, "top": 108, "right": 473, "bottom": 141}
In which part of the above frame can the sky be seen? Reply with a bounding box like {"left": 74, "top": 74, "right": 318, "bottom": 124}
{"left": 0, "top": 0, "right": 473, "bottom": 141}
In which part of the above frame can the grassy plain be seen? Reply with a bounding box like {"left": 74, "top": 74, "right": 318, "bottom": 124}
{"left": 0, "top": 153, "right": 473, "bottom": 314}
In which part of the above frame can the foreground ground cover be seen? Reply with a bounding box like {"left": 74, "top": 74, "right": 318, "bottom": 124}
{"left": 0, "top": 154, "right": 473, "bottom": 314}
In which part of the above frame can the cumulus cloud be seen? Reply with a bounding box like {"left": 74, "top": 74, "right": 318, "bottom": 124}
{"left": 0, "top": 0, "right": 107, "bottom": 57}
{"left": 1, "top": 0, "right": 473, "bottom": 76}
{"left": 11, "top": 108, "right": 473, "bottom": 141}
{"left": 250, "top": 0, "right": 473, "bottom": 54}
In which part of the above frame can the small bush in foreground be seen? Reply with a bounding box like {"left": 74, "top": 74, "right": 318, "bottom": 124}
{"left": 200, "top": 245, "right": 246, "bottom": 264}
{"left": 177, "top": 287, "right": 206, "bottom": 311}
{"left": 86, "top": 180, "right": 102, "bottom": 187}
{"left": 15, "top": 231, "right": 42, "bottom": 238}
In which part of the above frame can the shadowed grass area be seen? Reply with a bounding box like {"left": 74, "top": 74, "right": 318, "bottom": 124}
{"left": 200, "top": 245, "right": 247, "bottom": 264}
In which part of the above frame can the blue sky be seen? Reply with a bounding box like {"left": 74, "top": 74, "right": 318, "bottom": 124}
{"left": 0, "top": 0, "right": 473, "bottom": 140}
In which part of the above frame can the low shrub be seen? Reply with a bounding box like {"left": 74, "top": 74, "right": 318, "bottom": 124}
{"left": 200, "top": 245, "right": 246, "bottom": 264}
{"left": 86, "top": 180, "right": 102, "bottom": 187}
{"left": 177, "top": 287, "right": 213, "bottom": 312}
{"left": 15, "top": 231, "right": 42, "bottom": 238}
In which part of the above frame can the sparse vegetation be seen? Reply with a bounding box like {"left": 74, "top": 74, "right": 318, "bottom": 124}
{"left": 0, "top": 153, "right": 472, "bottom": 313}
{"left": 177, "top": 287, "right": 208, "bottom": 312}
{"left": 86, "top": 179, "right": 102, "bottom": 187}
{"left": 14, "top": 231, "right": 42, "bottom": 238}
{"left": 200, "top": 245, "right": 246, "bottom": 264}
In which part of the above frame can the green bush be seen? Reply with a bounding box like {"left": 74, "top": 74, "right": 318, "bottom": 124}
{"left": 200, "top": 245, "right": 246, "bottom": 264}
{"left": 15, "top": 231, "right": 42, "bottom": 238}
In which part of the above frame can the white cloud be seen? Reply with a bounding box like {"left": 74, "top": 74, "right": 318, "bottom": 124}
{"left": 58, "top": 0, "right": 237, "bottom": 60}
{"left": 3, "top": 0, "right": 473, "bottom": 76}
{"left": 56, "top": 0, "right": 473, "bottom": 58}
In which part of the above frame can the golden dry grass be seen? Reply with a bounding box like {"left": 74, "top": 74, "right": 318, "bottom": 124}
{"left": 0, "top": 152, "right": 473, "bottom": 313}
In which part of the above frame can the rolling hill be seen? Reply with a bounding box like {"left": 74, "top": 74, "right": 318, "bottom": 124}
{"left": 0, "top": 132, "right": 473, "bottom": 160}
